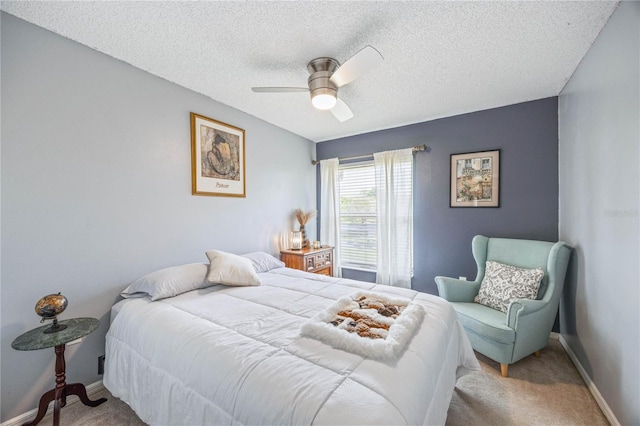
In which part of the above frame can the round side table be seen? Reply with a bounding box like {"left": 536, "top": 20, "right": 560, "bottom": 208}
{"left": 12, "top": 317, "right": 107, "bottom": 426}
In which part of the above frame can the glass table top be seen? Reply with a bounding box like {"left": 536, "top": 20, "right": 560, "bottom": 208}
{"left": 11, "top": 318, "right": 99, "bottom": 351}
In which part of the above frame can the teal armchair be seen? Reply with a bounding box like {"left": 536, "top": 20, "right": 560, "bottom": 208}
{"left": 436, "top": 235, "right": 571, "bottom": 377}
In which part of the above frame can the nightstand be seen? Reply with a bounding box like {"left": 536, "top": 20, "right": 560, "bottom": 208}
{"left": 12, "top": 317, "right": 107, "bottom": 426}
{"left": 280, "top": 246, "right": 334, "bottom": 276}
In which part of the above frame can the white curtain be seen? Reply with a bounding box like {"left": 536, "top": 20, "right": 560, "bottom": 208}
{"left": 374, "top": 148, "right": 414, "bottom": 288}
{"left": 320, "top": 158, "right": 342, "bottom": 277}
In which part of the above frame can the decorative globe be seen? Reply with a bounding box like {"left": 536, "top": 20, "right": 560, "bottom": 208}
{"left": 35, "top": 293, "right": 68, "bottom": 319}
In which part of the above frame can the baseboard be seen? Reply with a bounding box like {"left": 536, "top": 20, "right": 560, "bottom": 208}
{"left": 1, "top": 380, "right": 105, "bottom": 426}
{"left": 555, "top": 333, "right": 620, "bottom": 426}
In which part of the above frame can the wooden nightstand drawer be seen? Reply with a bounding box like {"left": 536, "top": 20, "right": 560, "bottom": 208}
{"left": 306, "top": 257, "right": 315, "bottom": 271}
{"left": 315, "top": 252, "right": 332, "bottom": 267}
{"left": 314, "top": 267, "right": 332, "bottom": 276}
{"left": 280, "top": 246, "right": 334, "bottom": 276}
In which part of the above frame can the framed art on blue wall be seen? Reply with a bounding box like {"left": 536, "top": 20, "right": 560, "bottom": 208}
{"left": 450, "top": 149, "right": 500, "bottom": 207}
{"left": 191, "top": 112, "right": 246, "bottom": 197}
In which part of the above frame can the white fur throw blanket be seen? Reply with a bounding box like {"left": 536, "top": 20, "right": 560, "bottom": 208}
{"left": 301, "top": 291, "right": 425, "bottom": 360}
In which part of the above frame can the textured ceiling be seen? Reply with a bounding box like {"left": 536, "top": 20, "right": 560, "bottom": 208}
{"left": 1, "top": 1, "right": 619, "bottom": 142}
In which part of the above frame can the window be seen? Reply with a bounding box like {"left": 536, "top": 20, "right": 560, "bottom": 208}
{"left": 338, "top": 162, "right": 377, "bottom": 270}
{"left": 320, "top": 149, "right": 414, "bottom": 285}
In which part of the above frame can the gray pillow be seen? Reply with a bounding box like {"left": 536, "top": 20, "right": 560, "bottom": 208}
{"left": 241, "top": 252, "right": 285, "bottom": 273}
{"left": 474, "top": 261, "right": 544, "bottom": 313}
{"left": 121, "top": 263, "right": 209, "bottom": 301}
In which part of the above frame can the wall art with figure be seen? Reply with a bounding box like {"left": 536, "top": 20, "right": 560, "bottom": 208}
{"left": 191, "top": 112, "right": 246, "bottom": 197}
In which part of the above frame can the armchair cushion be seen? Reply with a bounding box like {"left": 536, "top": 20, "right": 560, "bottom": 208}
{"left": 474, "top": 261, "right": 544, "bottom": 313}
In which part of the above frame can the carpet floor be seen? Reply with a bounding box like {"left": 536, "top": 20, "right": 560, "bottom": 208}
{"left": 39, "top": 338, "right": 608, "bottom": 425}
{"left": 446, "top": 338, "right": 608, "bottom": 425}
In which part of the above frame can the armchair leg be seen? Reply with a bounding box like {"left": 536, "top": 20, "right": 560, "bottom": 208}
{"left": 500, "top": 364, "right": 508, "bottom": 377}
{"left": 534, "top": 350, "right": 540, "bottom": 357}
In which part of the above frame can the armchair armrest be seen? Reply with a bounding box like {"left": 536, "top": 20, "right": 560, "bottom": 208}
{"left": 506, "top": 298, "right": 547, "bottom": 328}
{"left": 435, "top": 276, "right": 480, "bottom": 302}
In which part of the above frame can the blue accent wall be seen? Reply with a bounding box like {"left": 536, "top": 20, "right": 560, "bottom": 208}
{"left": 316, "top": 97, "right": 559, "bottom": 294}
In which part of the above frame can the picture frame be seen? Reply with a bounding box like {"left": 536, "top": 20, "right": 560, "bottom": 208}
{"left": 191, "top": 112, "right": 246, "bottom": 197}
{"left": 450, "top": 149, "right": 500, "bottom": 208}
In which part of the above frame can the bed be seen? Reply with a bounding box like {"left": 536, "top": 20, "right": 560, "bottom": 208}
{"left": 104, "top": 252, "right": 479, "bottom": 425}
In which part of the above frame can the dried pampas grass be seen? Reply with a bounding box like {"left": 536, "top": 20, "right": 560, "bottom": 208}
{"left": 295, "top": 208, "right": 316, "bottom": 225}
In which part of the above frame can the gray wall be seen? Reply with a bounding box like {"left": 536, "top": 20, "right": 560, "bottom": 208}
{"left": 0, "top": 13, "right": 315, "bottom": 422}
{"left": 316, "top": 98, "right": 559, "bottom": 293}
{"left": 558, "top": 2, "right": 639, "bottom": 425}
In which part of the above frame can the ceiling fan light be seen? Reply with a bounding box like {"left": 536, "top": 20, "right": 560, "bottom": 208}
{"left": 311, "top": 93, "right": 337, "bottom": 110}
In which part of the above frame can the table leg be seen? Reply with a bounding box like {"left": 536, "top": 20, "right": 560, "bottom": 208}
{"left": 22, "top": 344, "right": 66, "bottom": 426}
{"left": 53, "top": 344, "right": 66, "bottom": 426}
{"left": 65, "top": 382, "right": 107, "bottom": 406}
{"left": 22, "top": 388, "right": 55, "bottom": 426}
{"left": 22, "top": 344, "right": 106, "bottom": 426}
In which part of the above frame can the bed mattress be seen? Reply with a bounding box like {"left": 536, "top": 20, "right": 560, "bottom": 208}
{"left": 104, "top": 267, "right": 479, "bottom": 425}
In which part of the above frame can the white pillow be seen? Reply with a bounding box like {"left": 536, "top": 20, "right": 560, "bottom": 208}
{"left": 205, "top": 250, "right": 261, "bottom": 286}
{"left": 474, "top": 261, "right": 544, "bottom": 313}
{"left": 121, "top": 263, "right": 209, "bottom": 301}
{"left": 241, "top": 252, "right": 285, "bottom": 272}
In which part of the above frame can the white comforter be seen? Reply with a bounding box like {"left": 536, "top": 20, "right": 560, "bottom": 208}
{"left": 104, "top": 268, "right": 479, "bottom": 425}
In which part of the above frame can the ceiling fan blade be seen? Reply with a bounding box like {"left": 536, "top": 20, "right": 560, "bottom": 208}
{"left": 251, "top": 87, "right": 309, "bottom": 93}
{"left": 329, "top": 45, "right": 384, "bottom": 87}
{"left": 331, "top": 98, "right": 354, "bottom": 122}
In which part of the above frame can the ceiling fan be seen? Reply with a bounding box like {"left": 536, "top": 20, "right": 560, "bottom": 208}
{"left": 251, "top": 45, "right": 384, "bottom": 122}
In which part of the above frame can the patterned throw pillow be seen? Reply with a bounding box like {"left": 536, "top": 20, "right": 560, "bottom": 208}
{"left": 474, "top": 261, "right": 544, "bottom": 313}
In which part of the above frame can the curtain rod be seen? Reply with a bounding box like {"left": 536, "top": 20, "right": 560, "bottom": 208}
{"left": 311, "top": 144, "right": 430, "bottom": 165}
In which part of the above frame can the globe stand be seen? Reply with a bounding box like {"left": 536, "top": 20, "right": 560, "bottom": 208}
{"left": 43, "top": 317, "right": 68, "bottom": 334}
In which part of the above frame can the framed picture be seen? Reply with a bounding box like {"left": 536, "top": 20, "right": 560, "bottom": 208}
{"left": 450, "top": 149, "right": 500, "bottom": 207}
{"left": 191, "top": 112, "right": 246, "bottom": 197}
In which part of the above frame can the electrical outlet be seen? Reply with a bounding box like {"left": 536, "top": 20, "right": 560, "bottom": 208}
{"left": 98, "top": 355, "right": 105, "bottom": 375}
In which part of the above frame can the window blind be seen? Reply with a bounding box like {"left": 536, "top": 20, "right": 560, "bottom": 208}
{"left": 338, "top": 162, "right": 377, "bottom": 270}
